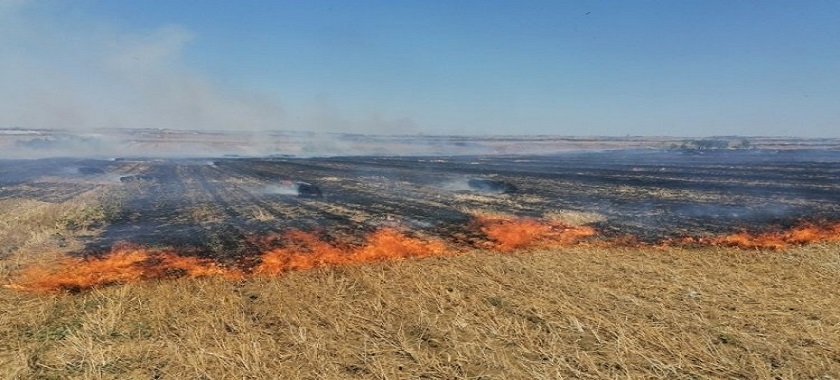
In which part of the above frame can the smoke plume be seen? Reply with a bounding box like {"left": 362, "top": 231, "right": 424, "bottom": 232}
{"left": 0, "top": 1, "right": 285, "bottom": 132}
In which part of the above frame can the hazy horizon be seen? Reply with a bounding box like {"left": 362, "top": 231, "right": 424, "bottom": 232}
{"left": 2, "top": 1, "right": 838, "bottom": 137}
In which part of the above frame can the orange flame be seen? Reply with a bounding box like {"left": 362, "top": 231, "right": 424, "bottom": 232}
{"left": 9, "top": 218, "right": 840, "bottom": 293}
{"left": 475, "top": 215, "right": 596, "bottom": 251}
{"left": 709, "top": 222, "right": 840, "bottom": 250}
{"left": 254, "top": 228, "right": 448, "bottom": 275}
{"left": 14, "top": 245, "right": 242, "bottom": 293}
{"left": 655, "top": 222, "right": 840, "bottom": 250}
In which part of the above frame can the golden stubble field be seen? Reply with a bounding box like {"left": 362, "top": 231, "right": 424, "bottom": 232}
{"left": 1, "top": 188, "right": 839, "bottom": 379}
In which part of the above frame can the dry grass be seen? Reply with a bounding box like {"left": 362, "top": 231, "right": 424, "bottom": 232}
{"left": 2, "top": 243, "right": 839, "bottom": 379}
{"left": 0, "top": 189, "right": 121, "bottom": 278}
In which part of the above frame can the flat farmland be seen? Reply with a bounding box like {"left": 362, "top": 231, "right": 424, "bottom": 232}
{"left": 1, "top": 149, "right": 840, "bottom": 378}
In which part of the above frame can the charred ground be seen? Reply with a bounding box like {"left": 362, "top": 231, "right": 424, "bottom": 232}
{"left": 2, "top": 149, "right": 839, "bottom": 262}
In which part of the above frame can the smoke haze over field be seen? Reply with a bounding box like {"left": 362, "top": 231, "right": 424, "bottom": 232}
{"left": 1, "top": 1, "right": 839, "bottom": 137}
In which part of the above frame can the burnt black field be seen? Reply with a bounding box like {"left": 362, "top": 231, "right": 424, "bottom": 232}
{"left": 2, "top": 149, "right": 839, "bottom": 260}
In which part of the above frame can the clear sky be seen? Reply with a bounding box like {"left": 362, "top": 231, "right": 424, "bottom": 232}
{"left": 1, "top": 0, "right": 838, "bottom": 136}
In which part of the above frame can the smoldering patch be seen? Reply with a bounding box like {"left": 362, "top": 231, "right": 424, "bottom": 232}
{"left": 257, "top": 183, "right": 299, "bottom": 196}
{"left": 438, "top": 178, "right": 473, "bottom": 192}
{"left": 256, "top": 181, "right": 323, "bottom": 198}
{"left": 438, "top": 177, "right": 518, "bottom": 194}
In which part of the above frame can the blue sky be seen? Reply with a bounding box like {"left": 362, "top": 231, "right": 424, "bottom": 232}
{"left": 1, "top": 1, "right": 838, "bottom": 136}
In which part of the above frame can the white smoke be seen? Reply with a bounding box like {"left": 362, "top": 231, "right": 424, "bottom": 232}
{"left": 258, "top": 183, "right": 299, "bottom": 196}
{"left": 0, "top": 1, "right": 285, "bottom": 132}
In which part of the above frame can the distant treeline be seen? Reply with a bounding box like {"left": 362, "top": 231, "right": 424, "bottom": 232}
{"left": 671, "top": 138, "right": 752, "bottom": 150}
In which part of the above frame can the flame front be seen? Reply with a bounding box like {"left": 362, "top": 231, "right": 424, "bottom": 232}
{"left": 710, "top": 222, "right": 840, "bottom": 249}
{"left": 15, "top": 245, "right": 243, "bottom": 293}
{"left": 8, "top": 218, "right": 840, "bottom": 293}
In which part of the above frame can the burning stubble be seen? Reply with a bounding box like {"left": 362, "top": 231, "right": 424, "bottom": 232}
{"left": 665, "top": 222, "right": 840, "bottom": 250}
{"left": 8, "top": 216, "right": 840, "bottom": 293}
{"left": 10, "top": 216, "right": 596, "bottom": 293}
